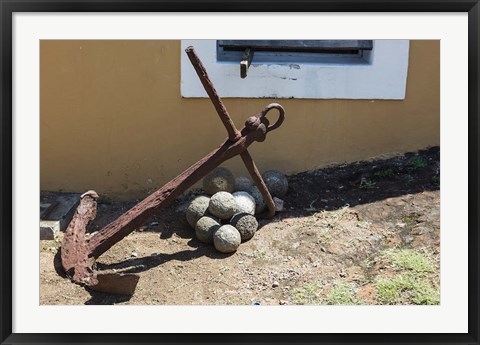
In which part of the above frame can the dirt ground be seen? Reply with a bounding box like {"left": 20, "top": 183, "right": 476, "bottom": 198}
{"left": 40, "top": 147, "right": 440, "bottom": 305}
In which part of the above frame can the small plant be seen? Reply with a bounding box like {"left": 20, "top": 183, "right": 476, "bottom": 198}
{"left": 327, "top": 282, "right": 364, "bottom": 305}
{"left": 382, "top": 248, "right": 435, "bottom": 273}
{"left": 411, "top": 280, "right": 440, "bottom": 305}
{"left": 409, "top": 156, "right": 428, "bottom": 169}
{"left": 401, "top": 213, "right": 422, "bottom": 226}
{"left": 291, "top": 282, "right": 323, "bottom": 304}
{"left": 432, "top": 175, "right": 440, "bottom": 187}
{"left": 375, "top": 273, "right": 439, "bottom": 305}
{"left": 360, "top": 178, "right": 376, "bottom": 189}
{"left": 374, "top": 169, "right": 396, "bottom": 178}
{"left": 374, "top": 249, "right": 439, "bottom": 305}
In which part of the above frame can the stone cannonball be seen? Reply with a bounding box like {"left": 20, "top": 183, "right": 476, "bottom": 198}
{"left": 230, "top": 213, "right": 258, "bottom": 241}
{"left": 195, "top": 216, "right": 220, "bottom": 244}
{"left": 202, "top": 167, "right": 235, "bottom": 195}
{"left": 232, "top": 191, "right": 256, "bottom": 215}
{"left": 185, "top": 195, "right": 210, "bottom": 228}
{"left": 208, "top": 191, "right": 237, "bottom": 220}
{"left": 213, "top": 224, "right": 241, "bottom": 253}
{"left": 262, "top": 170, "right": 288, "bottom": 197}
{"left": 235, "top": 176, "right": 253, "bottom": 192}
{"left": 249, "top": 186, "right": 266, "bottom": 214}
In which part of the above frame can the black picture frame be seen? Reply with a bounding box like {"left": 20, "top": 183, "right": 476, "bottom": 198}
{"left": 1, "top": 1, "right": 478, "bottom": 344}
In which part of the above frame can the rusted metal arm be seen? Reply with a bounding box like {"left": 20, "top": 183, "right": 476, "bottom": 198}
{"left": 185, "top": 46, "right": 241, "bottom": 142}
{"left": 88, "top": 124, "right": 267, "bottom": 259}
{"left": 61, "top": 191, "right": 99, "bottom": 285}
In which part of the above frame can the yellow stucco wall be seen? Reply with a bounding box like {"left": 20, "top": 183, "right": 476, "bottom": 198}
{"left": 40, "top": 40, "right": 439, "bottom": 199}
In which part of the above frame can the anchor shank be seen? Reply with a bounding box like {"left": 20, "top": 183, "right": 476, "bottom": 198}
{"left": 88, "top": 134, "right": 253, "bottom": 259}
{"left": 185, "top": 46, "right": 241, "bottom": 142}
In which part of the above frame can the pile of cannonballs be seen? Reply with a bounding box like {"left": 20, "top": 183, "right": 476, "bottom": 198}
{"left": 185, "top": 167, "right": 288, "bottom": 254}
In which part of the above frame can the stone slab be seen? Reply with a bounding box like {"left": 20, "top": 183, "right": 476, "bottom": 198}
{"left": 39, "top": 192, "right": 81, "bottom": 240}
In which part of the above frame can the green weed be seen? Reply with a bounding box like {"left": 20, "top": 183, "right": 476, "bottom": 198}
{"left": 411, "top": 280, "right": 440, "bottom": 305}
{"left": 375, "top": 273, "right": 439, "bottom": 305}
{"left": 374, "top": 249, "right": 439, "bottom": 305}
{"left": 327, "top": 282, "right": 364, "bottom": 305}
{"left": 409, "top": 156, "right": 428, "bottom": 169}
{"left": 401, "top": 213, "right": 422, "bottom": 226}
{"left": 382, "top": 249, "right": 434, "bottom": 273}
{"left": 291, "top": 282, "right": 323, "bottom": 305}
{"left": 360, "top": 178, "right": 376, "bottom": 189}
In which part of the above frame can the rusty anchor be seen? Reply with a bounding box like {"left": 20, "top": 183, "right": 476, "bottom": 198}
{"left": 60, "top": 46, "right": 285, "bottom": 295}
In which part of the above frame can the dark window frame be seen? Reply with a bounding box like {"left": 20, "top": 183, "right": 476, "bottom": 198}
{"left": 217, "top": 40, "right": 374, "bottom": 65}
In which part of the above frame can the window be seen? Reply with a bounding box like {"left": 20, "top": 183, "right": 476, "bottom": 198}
{"left": 217, "top": 40, "right": 373, "bottom": 64}
{"left": 181, "top": 40, "right": 409, "bottom": 99}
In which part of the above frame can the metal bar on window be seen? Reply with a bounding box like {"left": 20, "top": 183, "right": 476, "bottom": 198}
{"left": 218, "top": 40, "right": 373, "bottom": 52}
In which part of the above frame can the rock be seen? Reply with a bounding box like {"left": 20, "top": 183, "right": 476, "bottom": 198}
{"left": 249, "top": 186, "right": 266, "bottom": 214}
{"left": 230, "top": 213, "right": 258, "bottom": 241}
{"left": 232, "top": 191, "right": 256, "bottom": 215}
{"left": 273, "top": 197, "right": 285, "bottom": 212}
{"left": 213, "top": 225, "right": 241, "bottom": 253}
{"left": 272, "top": 281, "right": 279, "bottom": 288}
{"left": 195, "top": 216, "right": 221, "bottom": 243}
{"left": 203, "top": 167, "right": 235, "bottom": 195}
{"left": 235, "top": 176, "right": 253, "bottom": 192}
{"left": 40, "top": 224, "right": 56, "bottom": 240}
{"left": 185, "top": 195, "right": 210, "bottom": 228}
{"left": 262, "top": 170, "right": 288, "bottom": 197}
{"left": 208, "top": 192, "right": 237, "bottom": 219}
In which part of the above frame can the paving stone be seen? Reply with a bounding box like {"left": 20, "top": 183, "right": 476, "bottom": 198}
{"left": 39, "top": 192, "right": 81, "bottom": 240}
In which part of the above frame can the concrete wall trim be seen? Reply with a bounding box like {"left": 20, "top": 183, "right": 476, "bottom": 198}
{"left": 181, "top": 39, "right": 409, "bottom": 100}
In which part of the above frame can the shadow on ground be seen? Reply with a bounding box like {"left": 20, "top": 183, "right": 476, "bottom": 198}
{"left": 281, "top": 146, "right": 439, "bottom": 217}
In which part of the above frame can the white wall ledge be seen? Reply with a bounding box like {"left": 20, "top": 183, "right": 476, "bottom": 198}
{"left": 181, "top": 39, "right": 409, "bottom": 100}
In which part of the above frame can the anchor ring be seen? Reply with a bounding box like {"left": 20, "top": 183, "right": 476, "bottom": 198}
{"left": 258, "top": 103, "right": 285, "bottom": 133}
